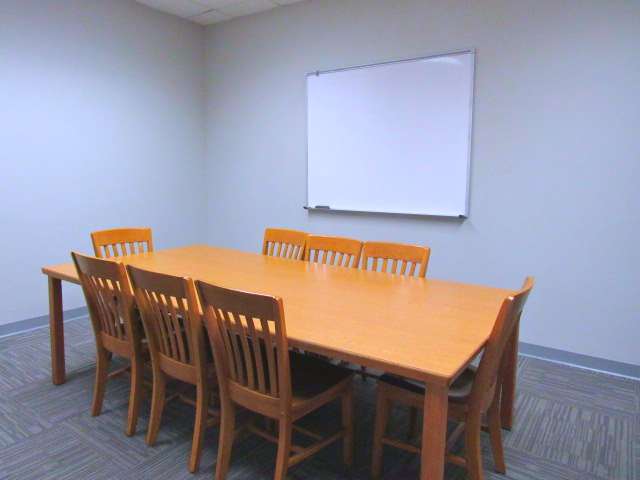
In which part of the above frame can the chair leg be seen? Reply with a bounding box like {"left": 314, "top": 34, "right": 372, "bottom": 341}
{"left": 407, "top": 406, "right": 418, "bottom": 440}
{"left": 215, "top": 401, "right": 236, "bottom": 480}
{"left": 91, "top": 348, "right": 110, "bottom": 417}
{"left": 125, "top": 358, "right": 143, "bottom": 436}
{"left": 188, "top": 384, "right": 209, "bottom": 473}
{"left": 145, "top": 370, "right": 166, "bottom": 446}
{"left": 274, "top": 419, "right": 292, "bottom": 480}
{"left": 465, "top": 414, "right": 484, "bottom": 480}
{"left": 371, "top": 387, "right": 391, "bottom": 479}
{"left": 341, "top": 386, "right": 354, "bottom": 467}
{"left": 487, "top": 398, "right": 506, "bottom": 474}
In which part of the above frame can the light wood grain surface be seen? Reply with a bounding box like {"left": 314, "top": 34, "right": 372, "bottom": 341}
{"left": 43, "top": 245, "right": 511, "bottom": 384}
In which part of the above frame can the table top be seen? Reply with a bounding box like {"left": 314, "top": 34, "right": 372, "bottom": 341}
{"left": 43, "top": 245, "right": 512, "bottom": 385}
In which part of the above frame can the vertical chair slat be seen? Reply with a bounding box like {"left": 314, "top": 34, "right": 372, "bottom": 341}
{"left": 246, "top": 316, "right": 267, "bottom": 394}
{"left": 148, "top": 291, "right": 169, "bottom": 355}
{"left": 167, "top": 296, "right": 188, "bottom": 363}
{"left": 227, "top": 311, "right": 247, "bottom": 385}
{"left": 217, "top": 310, "right": 238, "bottom": 382}
{"left": 97, "top": 278, "right": 116, "bottom": 337}
{"left": 237, "top": 315, "right": 257, "bottom": 390}
{"left": 179, "top": 298, "right": 193, "bottom": 364}
{"left": 261, "top": 317, "right": 279, "bottom": 397}
{"left": 158, "top": 294, "right": 179, "bottom": 359}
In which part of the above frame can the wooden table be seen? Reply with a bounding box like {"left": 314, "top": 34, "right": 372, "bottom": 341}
{"left": 42, "top": 245, "right": 517, "bottom": 480}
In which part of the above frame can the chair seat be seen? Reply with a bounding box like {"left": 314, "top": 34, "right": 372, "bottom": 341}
{"left": 379, "top": 366, "right": 476, "bottom": 403}
{"left": 290, "top": 351, "right": 353, "bottom": 403}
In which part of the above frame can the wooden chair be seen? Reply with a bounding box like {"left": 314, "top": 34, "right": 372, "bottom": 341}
{"left": 195, "top": 281, "right": 355, "bottom": 480}
{"left": 71, "top": 252, "right": 145, "bottom": 437}
{"left": 371, "top": 277, "right": 534, "bottom": 480}
{"left": 127, "top": 265, "right": 217, "bottom": 473}
{"left": 360, "top": 241, "right": 430, "bottom": 277}
{"left": 357, "top": 241, "right": 431, "bottom": 379}
{"left": 91, "top": 227, "right": 153, "bottom": 258}
{"left": 262, "top": 228, "right": 307, "bottom": 260}
{"left": 304, "top": 235, "right": 363, "bottom": 268}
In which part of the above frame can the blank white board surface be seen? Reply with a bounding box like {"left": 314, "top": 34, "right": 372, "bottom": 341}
{"left": 307, "top": 50, "right": 475, "bottom": 217}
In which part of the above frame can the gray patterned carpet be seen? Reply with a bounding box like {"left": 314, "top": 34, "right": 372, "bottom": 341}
{"left": 0, "top": 318, "right": 638, "bottom": 480}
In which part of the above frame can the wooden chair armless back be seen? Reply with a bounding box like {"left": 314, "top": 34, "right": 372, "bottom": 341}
{"left": 469, "top": 277, "right": 535, "bottom": 414}
{"left": 196, "top": 281, "right": 291, "bottom": 415}
{"left": 91, "top": 227, "right": 153, "bottom": 258}
{"left": 71, "top": 251, "right": 140, "bottom": 355}
{"left": 262, "top": 228, "right": 307, "bottom": 260}
{"left": 126, "top": 265, "right": 206, "bottom": 383}
{"left": 304, "top": 235, "right": 363, "bottom": 268}
{"left": 361, "top": 241, "right": 430, "bottom": 277}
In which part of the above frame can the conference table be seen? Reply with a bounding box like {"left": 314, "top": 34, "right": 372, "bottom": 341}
{"left": 42, "top": 244, "right": 517, "bottom": 480}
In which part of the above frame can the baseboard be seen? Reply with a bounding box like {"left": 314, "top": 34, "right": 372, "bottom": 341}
{"left": 0, "top": 306, "right": 88, "bottom": 338}
{"left": 520, "top": 342, "right": 640, "bottom": 380}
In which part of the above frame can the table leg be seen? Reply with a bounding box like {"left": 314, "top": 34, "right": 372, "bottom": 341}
{"left": 500, "top": 321, "right": 519, "bottom": 430}
{"left": 420, "top": 382, "right": 448, "bottom": 480}
{"left": 48, "top": 277, "right": 66, "bottom": 385}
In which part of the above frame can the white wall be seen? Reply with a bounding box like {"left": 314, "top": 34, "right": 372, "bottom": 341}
{"left": 1, "top": 0, "right": 207, "bottom": 325}
{"left": 2, "top": 0, "right": 637, "bottom": 367}
{"left": 204, "top": 0, "right": 640, "bottom": 365}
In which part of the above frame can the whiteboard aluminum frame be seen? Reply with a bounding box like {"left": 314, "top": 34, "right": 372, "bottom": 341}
{"left": 305, "top": 48, "right": 476, "bottom": 219}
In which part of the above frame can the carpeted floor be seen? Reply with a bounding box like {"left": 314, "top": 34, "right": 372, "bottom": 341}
{"left": 0, "top": 318, "right": 638, "bottom": 479}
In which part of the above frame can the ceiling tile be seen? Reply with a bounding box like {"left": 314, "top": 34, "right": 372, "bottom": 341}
{"left": 192, "top": 0, "right": 238, "bottom": 8}
{"left": 190, "top": 9, "right": 230, "bottom": 24}
{"left": 216, "top": 0, "right": 277, "bottom": 17}
{"left": 136, "top": 0, "right": 208, "bottom": 17}
{"left": 135, "top": 0, "right": 307, "bottom": 24}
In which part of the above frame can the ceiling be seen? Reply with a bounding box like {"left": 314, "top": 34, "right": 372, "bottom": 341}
{"left": 136, "top": 0, "right": 306, "bottom": 25}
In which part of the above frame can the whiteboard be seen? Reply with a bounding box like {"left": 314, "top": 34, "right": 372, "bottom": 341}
{"left": 306, "top": 50, "right": 475, "bottom": 217}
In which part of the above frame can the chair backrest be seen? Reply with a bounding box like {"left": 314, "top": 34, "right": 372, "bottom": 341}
{"left": 469, "top": 277, "right": 534, "bottom": 411}
{"left": 304, "top": 235, "right": 363, "bottom": 268}
{"left": 127, "top": 265, "right": 206, "bottom": 379}
{"left": 91, "top": 228, "right": 153, "bottom": 258}
{"left": 262, "top": 228, "right": 307, "bottom": 260}
{"left": 196, "top": 281, "right": 291, "bottom": 408}
{"left": 71, "top": 251, "right": 139, "bottom": 353}
{"left": 361, "top": 241, "right": 430, "bottom": 277}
